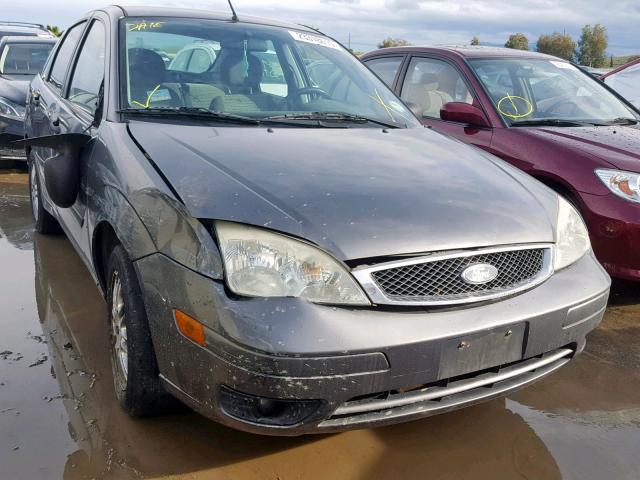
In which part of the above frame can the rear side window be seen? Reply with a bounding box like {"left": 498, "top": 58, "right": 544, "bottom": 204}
{"left": 365, "top": 56, "right": 403, "bottom": 86}
{"left": 49, "top": 22, "right": 85, "bottom": 89}
{"left": 67, "top": 21, "right": 105, "bottom": 114}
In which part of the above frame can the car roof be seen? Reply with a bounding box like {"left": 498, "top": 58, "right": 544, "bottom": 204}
{"left": 603, "top": 57, "right": 640, "bottom": 79}
{"left": 99, "top": 5, "right": 316, "bottom": 32}
{"left": 363, "top": 45, "right": 560, "bottom": 61}
{"left": 0, "top": 35, "right": 56, "bottom": 45}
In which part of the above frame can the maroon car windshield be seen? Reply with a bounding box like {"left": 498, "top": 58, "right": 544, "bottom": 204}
{"left": 468, "top": 57, "right": 639, "bottom": 126}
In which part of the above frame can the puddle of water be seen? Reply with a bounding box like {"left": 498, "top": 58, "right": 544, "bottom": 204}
{"left": 1, "top": 173, "right": 639, "bottom": 479}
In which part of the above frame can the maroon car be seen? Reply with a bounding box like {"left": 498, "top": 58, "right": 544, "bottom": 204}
{"left": 603, "top": 58, "right": 640, "bottom": 109}
{"left": 362, "top": 46, "right": 640, "bottom": 281}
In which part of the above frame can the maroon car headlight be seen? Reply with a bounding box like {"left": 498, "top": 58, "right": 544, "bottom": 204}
{"left": 595, "top": 169, "right": 640, "bottom": 204}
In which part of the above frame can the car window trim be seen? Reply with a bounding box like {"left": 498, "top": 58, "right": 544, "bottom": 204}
{"left": 363, "top": 55, "right": 407, "bottom": 92}
{"left": 64, "top": 18, "right": 107, "bottom": 116}
{"left": 400, "top": 54, "right": 487, "bottom": 123}
{"left": 46, "top": 20, "right": 88, "bottom": 93}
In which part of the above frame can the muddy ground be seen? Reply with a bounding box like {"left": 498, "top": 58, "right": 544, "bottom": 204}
{"left": 0, "top": 171, "right": 639, "bottom": 480}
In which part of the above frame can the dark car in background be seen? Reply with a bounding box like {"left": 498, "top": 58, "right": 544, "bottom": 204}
{"left": 363, "top": 46, "right": 640, "bottom": 282}
{"left": 603, "top": 58, "right": 640, "bottom": 109}
{"left": 0, "top": 35, "right": 56, "bottom": 163}
{"left": 6, "top": 6, "right": 609, "bottom": 435}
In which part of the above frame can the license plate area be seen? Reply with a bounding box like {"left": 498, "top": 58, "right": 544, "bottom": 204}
{"left": 438, "top": 324, "right": 526, "bottom": 380}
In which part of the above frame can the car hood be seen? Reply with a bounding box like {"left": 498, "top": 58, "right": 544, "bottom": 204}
{"left": 128, "top": 121, "right": 556, "bottom": 260}
{"left": 0, "top": 76, "right": 30, "bottom": 104}
{"left": 526, "top": 125, "right": 640, "bottom": 172}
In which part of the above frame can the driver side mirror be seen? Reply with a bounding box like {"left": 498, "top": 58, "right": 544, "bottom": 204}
{"left": 13, "top": 133, "right": 91, "bottom": 208}
{"left": 440, "top": 102, "right": 490, "bottom": 128}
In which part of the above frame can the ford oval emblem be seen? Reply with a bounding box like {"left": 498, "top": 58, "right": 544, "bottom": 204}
{"left": 461, "top": 263, "right": 498, "bottom": 285}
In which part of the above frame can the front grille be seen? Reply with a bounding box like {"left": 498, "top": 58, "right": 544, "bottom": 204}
{"left": 353, "top": 245, "right": 553, "bottom": 306}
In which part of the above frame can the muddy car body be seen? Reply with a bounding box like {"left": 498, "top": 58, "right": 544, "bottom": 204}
{"left": 13, "top": 6, "right": 610, "bottom": 435}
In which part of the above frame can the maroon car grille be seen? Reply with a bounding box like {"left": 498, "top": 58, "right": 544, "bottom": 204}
{"left": 371, "top": 248, "right": 546, "bottom": 302}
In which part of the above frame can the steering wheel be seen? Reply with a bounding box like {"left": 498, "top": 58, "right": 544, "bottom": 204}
{"left": 289, "top": 87, "right": 332, "bottom": 101}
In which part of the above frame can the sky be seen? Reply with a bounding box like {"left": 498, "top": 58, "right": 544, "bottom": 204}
{"left": 5, "top": 0, "right": 640, "bottom": 55}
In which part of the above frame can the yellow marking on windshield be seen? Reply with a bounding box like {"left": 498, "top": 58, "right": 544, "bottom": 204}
{"left": 369, "top": 89, "right": 396, "bottom": 122}
{"left": 128, "top": 21, "right": 163, "bottom": 32}
{"left": 497, "top": 94, "right": 534, "bottom": 119}
{"left": 131, "top": 84, "right": 161, "bottom": 109}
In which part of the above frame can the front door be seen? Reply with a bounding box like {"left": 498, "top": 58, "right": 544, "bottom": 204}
{"left": 398, "top": 56, "right": 493, "bottom": 151}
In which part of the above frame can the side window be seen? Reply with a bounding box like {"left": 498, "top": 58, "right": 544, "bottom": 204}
{"left": 67, "top": 21, "right": 106, "bottom": 114}
{"left": 187, "top": 48, "right": 212, "bottom": 73}
{"left": 49, "top": 22, "right": 86, "bottom": 89}
{"left": 365, "top": 56, "right": 403, "bottom": 87}
{"left": 253, "top": 49, "right": 288, "bottom": 97}
{"left": 401, "top": 57, "right": 473, "bottom": 119}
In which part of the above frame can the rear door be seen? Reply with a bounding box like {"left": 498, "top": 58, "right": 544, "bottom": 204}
{"left": 397, "top": 56, "right": 493, "bottom": 150}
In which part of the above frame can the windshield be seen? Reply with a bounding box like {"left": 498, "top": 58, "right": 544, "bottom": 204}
{"left": 0, "top": 42, "right": 53, "bottom": 75}
{"left": 120, "top": 18, "right": 418, "bottom": 127}
{"left": 469, "top": 57, "right": 639, "bottom": 126}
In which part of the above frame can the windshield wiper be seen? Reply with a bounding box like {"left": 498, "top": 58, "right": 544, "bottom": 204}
{"left": 118, "top": 106, "right": 261, "bottom": 125}
{"left": 510, "top": 119, "right": 599, "bottom": 127}
{"left": 264, "top": 112, "right": 401, "bottom": 129}
{"left": 604, "top": 117, "right": 638, "bottom": 126}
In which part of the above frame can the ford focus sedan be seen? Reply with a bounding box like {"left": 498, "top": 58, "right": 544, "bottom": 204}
{"left": 8, "top": 7, "right": 610, "bottom": 435}
{"left": 363, "top": 46, "right": 640, "bottom": 282}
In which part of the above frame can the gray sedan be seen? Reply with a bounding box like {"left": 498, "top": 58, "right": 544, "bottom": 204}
{"left": 5, "top": 5, "right": 610, "bottom": 435}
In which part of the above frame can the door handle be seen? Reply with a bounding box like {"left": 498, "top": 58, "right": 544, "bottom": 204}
{"left": 31, "top": 89, "right": 40, "bottom": 105}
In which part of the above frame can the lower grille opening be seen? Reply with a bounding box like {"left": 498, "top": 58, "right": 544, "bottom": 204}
{"left": 322, "top": 346, "right": 574, "bottom": 426}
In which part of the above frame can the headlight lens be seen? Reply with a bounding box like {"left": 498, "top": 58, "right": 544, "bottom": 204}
{"left": 595, "top": 169, "right": 640, "bottom": 204}
{"left": 0, "top": 97, "right": 25, "bottom": 120}
{"left": 554, "top": 196, "right": 591, "bottom": 270}
{"left": 215, "top": 221, "right": 370, "bottom": 305}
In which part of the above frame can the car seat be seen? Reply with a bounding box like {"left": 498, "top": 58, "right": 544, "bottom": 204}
{"left": 127, "top": 48, "right": 180, "bottom": 107}
{"left": 403, "top": 73, "right": 453, "bottom": 118}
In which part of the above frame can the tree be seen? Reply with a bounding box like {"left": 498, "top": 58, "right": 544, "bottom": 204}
{"left": 504, "top": 33, "right": 529, "bottom": 50}
{"left": 46, "top": 25, "right": 62, "bottom": 37}
{"left": 577, "top": 24, "right": 608, "bottom": 67}
{"left": 378, "top": 37, "right": 411, "bottom": 49}
{"left": 536, "top": 32, "right": 577, "bottom": 61}
{"left": 470, "top": 36, "right": 480, "bottom": 46}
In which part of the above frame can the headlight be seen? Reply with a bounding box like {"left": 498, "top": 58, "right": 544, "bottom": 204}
{"left": 0, "top": 97, "right": 25, "bottom": 120}
{"left": 554, "top": 196, "right": 591, "bottom": 270}
{"left": 215, "top": 221, "right": 370, "bottom": 305}
{"left": 595, "top": 169, "right": 640, "bottom": 204}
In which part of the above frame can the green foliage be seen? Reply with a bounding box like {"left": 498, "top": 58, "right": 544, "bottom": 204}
{"left": 46, "top": 25, "right": 62, "bottom": 37}
{"left": 504, "top": 33, "right": 529, "bottom": 50}
{"left": 536, "top": 32, "right": 577, "bottom": 61}
{"left": 470, "top": 36, "right": 480, "bottom": 46}
{"left": 577, "top": 24, "right": 608, "bottom": 67}
{"left": 378, "top": 37, "right": 411, "bottom": 49}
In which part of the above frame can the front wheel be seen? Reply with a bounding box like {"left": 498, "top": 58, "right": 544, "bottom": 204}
{"left": 28, "top": 158, "right": 60, "bottom": 234}
{"left": 107, "top": 244, "right": 180, "bottom": 416}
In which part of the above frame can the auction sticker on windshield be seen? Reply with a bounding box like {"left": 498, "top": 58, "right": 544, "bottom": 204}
{"left": 289, "top": 30, "right": 341, "bottom": 50}
{"left": 550, "top": 60, "right": 578, "bottom": 70}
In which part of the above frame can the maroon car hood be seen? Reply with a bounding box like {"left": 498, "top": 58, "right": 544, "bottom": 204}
{"left": 528, "top": 125, "right": 640, "bottom": 172}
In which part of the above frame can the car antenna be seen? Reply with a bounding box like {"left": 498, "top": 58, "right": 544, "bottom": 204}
{"left": 227, "top": 0, "right": 239, "bottom": 22}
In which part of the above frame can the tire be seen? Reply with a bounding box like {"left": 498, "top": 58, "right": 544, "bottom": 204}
{"left": 106, "top": 244, "right": 180, "bottom": 416}
{"left": 28, "top": 156, "right": 60, "bottom": 235}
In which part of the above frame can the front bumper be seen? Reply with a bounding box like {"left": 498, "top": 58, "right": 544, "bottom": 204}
{"left": 135, "top": 250, "right": 610, "bottom": 435}
{"left": 579, "top": 191, "right": 640, "bottom": 281}
{"left": 0, "top": 118, "right": 26, "bottom": 161}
